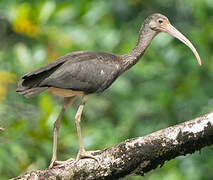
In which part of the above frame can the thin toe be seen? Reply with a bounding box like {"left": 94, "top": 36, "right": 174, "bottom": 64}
{"left": 48, "top": 161, "right": 56, "bottom": 169}
{"left": 49, "top": 158, "right": 75, "bottom": 168}
{"left": 76, "top": 151, "right": 99, "bottom": 163}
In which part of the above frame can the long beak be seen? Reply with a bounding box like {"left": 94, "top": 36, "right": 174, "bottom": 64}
{"left": 160, "top": 23, "right": 202, "bottom": 66}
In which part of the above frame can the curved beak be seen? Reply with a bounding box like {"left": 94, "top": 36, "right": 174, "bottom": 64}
{"left": 159, "top": 23, "right": 202, "bottom": 66}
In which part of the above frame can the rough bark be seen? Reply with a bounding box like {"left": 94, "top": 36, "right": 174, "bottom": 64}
{"left": 11, "top": 112, "right": 213, "bottom": 180}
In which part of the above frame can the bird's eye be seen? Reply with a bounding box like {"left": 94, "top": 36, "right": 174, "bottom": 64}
{"left": 158, "top": 19, "right": 163, "bottom": 24}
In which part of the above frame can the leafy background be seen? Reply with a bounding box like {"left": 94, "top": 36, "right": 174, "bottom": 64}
{"left": 0, "top": 0, "right": 213, "bottom": 179}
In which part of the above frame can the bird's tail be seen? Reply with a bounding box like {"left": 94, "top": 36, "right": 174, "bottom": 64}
{"left": 16, "top": 79, "right": 47, "bottom": 98}
{"left": 16, "top": 87, "right": 47, "bottom": 98}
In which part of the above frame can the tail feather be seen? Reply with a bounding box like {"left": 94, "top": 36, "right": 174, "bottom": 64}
{"left": 16, "top": 87, "right": 48, "bottom": 98}
{"left": 16, "top": 79, "right": 48, "bottom": 98}
{"left": 16, "top": 59, "right": 63, "bottom": 98}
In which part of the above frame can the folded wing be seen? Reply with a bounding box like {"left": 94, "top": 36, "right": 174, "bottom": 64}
{"left": 16, "top": 51, "right": 121, "bottom": 98}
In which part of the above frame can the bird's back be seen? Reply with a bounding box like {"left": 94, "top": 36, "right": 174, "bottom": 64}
{"left": 16, "top": 51, "right": 122, "bottom": 98}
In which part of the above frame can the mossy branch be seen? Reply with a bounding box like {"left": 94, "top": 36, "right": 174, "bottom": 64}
{"left": 11, "top": 112, "right": 213, "bottom": 180}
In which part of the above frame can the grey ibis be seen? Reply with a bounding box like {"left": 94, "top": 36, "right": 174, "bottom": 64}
{"left": 16, "top": 13, "right": 202, "bottom": 168}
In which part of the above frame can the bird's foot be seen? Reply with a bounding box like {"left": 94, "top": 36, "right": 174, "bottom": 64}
{"left": 49, "top": 157, "right": 56, "bottom": 169}
{"left": 75, "top": 150, "right": 99, "bottom": 163}
{"left": 49, "top": 158, "right": 75, "bottom": 168}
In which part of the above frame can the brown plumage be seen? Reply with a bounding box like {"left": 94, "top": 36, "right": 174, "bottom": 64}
{"left": 16, "top": 13, "right": 202, "bottom": 168}
{"left": 16, "top": 51, "right": 121, "bottom": 97}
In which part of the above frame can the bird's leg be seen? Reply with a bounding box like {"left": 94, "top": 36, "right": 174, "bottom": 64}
{"left": 75, "top": 95, "right": 99, "bottom": 162}
{"left": 49, "top": 96, "right": 75, "bottom": 168}
{"left": 49, "top": 106, "right": 66, "bottom": 168}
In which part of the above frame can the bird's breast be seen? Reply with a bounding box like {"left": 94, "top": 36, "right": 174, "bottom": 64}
{"left": 47, "top": 87, "right": 83, "bottom": 97}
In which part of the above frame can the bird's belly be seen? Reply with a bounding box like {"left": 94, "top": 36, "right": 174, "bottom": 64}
{"left": 47, "top": 87, "right": 83, "bottom": 97}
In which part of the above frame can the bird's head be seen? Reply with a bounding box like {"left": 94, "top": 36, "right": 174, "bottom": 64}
{"left": 146, "top": 13, "right": 202, "bottom": 66}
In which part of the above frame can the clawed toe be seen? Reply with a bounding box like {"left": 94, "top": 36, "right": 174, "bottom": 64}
{"left": 49, "top": 158, "right": 75, "bottom": 168}
{"left": 75, "top": 151, "right": 99, "bottom": 163}
{"left": 49, "top": 160, "right": 57, "bottom": 169}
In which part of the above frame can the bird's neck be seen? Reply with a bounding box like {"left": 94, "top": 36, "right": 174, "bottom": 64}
{"left": 120, "top": 24, "right": 158, "bottom": 72}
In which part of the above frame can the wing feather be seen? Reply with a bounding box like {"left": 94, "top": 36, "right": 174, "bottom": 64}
{"left": 17, "top": 51, "right": 121, "bottom": 97}
{"left": 40, "top": 58, "right": 120, "bottom": 93}
{"left": 22, "top": 51, "right": 88, "bottom": 78}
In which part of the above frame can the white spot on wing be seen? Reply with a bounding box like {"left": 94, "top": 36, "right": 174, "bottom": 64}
{"left": 101, "top": 69, "right": 105, "bottom": 75}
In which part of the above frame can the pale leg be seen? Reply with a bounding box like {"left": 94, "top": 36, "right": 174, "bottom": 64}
{"left": 49, "top": 96, "right": 75, "bottom": 168}
{"left": 75, "top": 95, "right": 98, "bottom": 162}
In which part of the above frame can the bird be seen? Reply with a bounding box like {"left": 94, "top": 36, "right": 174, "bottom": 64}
{"left": 16, "top": 13, "right": 202, "bottom": 168}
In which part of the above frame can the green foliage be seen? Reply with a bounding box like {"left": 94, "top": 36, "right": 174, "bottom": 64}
{"left": 0, "top": 0, "right": 213, "bottom": 179}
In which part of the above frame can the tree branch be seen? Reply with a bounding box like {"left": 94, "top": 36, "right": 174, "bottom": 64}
{"left": 11, "top": 112, "right": 213, "bottom": 180}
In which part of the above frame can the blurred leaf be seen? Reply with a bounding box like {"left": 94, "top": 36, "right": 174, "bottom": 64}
{"left": 0, "top": 71, "right": 15, "bottom": 101}
{"left": 0, "top": 0, "right": 213, "bottom": 179}
{"left": 39, "top": 1, "right": 56, "bottom": 23}
{"left": 11, "top": 3, "right": 38, "bottom": 37}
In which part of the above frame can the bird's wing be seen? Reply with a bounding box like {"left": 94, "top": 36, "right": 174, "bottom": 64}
{"left": 16, "top": 51, "right": 91, "bottom": 94}
{"left": 22, "top": 51, "right": 88, "bottom": 78}
{"left": 39, "top": 53, "right": 121, "bottom": 93}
